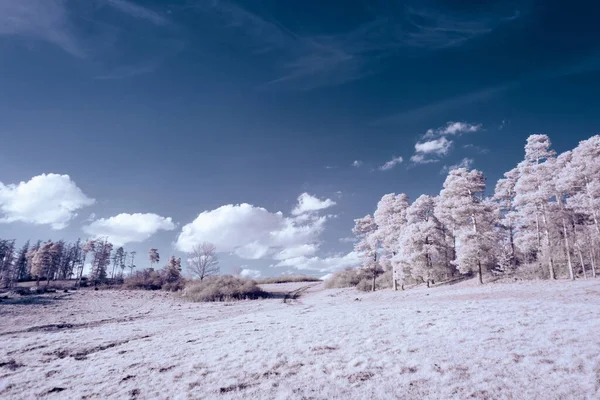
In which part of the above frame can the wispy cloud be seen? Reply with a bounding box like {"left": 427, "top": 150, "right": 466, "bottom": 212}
{"left": 441, "top": 157, "right": 474, "bottom": 174}
{"left": 410, "top": 154, "right": 440, "bottom": 164}
{"left": 0, "top": 0, "right": 175, "bottom": 74}
{"left": 106, "top": 0, "right": 168, "bottom": 26}
{"left": 374, "top": 84, "right": 510, "bottom": 125}
{"left": 423, "top": 121, "right": 482, "bottom": 139}
{"left": 379, "top": 156, "right": 404, "bottom": 171}
{"left": 463, "top": 144, "right": 489, "bottom": 154}
{"left": 352, "top": 160, "right": 363, "bottom": 168}
{"left": 402, "top": 7, "right": 520, "bottom": 49}
{"left": 190, "top": 1, "right": 520, "bottom": 90}
{"left": 0, "top": 0, "right": 85, "bottom": 57}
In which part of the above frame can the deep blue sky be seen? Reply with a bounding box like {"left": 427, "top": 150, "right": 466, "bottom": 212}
{"left": 1, "top": 0, "right": 599, "bottom": 277}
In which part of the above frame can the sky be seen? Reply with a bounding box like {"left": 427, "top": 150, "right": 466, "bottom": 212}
{"left": 1, "top": 0, "right": 600, "bottom": 278}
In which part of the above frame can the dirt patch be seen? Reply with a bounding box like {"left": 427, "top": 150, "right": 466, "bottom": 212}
{"left": 46, "top": 339, "right": 131, "bottom": 361}
{"left": 348, "top": 371, "right": 375, "bottom": 383}
{"left": 0, "top": 359, "right": 24, "bottom": 371}
{"left": 219, "top": 383, "right": 251, "bottom": 393}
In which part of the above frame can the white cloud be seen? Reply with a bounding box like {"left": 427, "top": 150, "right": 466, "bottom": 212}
{"left": 175, "top": 203, "right": 328, "bottom": 259}
{"left": 423, "top": 121, "right": 482, "bottom": 138}
{"left": 414, "top": 137, "right": 452, "bottom": 155}
{"left": 378, "top": 156, "right": 404, "bottom": 171}
{"left": 441, "top": 158, "right": 474, "bottom": 174}
{"left": 240, "top": 268, "right": 261, "bottom": 279}
{"left": 291, "top": 193, "right": 336, "bottom": 216}
{"left": 410, "top": 154, "right": 440, "bottom": 164}
{"left": 83, "top": 213, "right": 176, "bottom": 246}
{"left": 352, "top": 160, "right": 363, "bottom": 167}
{"left": 0, "top": 173, "right": 95, "bottom": 229}
{"left": 273, "top": 244, "right": 318, "bottom": 260}
{"left": 273, "top": 251, "right": 361, "bottom": 272}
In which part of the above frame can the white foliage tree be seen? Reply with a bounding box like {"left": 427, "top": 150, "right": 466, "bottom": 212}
{"left": 396, "top": 195, "right": 447, "bottom": 287}
{"left": 438, "top": 168, "right": 497, "bottom": 284}
{"left": 514, "top": 134, "right": 557, "bottom": 279}
{"left": 373, "top": 193, "right": 409, "bottom": 290}
{"left": 353, "top": 214, "right": 381, "bottom": 291}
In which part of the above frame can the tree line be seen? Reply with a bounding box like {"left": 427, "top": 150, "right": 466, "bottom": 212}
{"left": 0, "top": 236, "right": 221, "bottom": 290}
{"left": 353, "top": 134, "right": 600, "bottom": 290}
{"left": 0, "top": 238, "right": 139, "bottom": 288}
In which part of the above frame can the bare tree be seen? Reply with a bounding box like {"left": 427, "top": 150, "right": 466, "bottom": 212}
{"left": 187, "top": 242, "right": 220, "bottom": 280}
{"left": 128, "top": 251, "right": 137, "bottom": 276}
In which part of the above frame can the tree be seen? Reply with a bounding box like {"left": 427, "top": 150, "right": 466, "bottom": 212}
{"left": 397, "top": 195, "right": 447, "bottom": 287}
{"left": 514, "top": 134, "right": 557, "bottom": 279}
{"left": 111, "top": 247, "right": 126, "bottom": 279}
{"left": 373, "top": 193, "right": 409, "bottom": 290}
{"left": 149, "top": 248, "right": 160, "bottom": 269}
{"left": 494, "top": 168, "right": 520, "bottom": 268}
{"left": 164, "top": 256, "right": 183, "bottom": 285}
{"left": 128, "top": 251, "right": 137, "bottom": 276}
{"left": 77, "top": 240, "right": 96, "bottom": 287}
{"left": 30, "top": 241, "right": 54, "bottom": 286}
{"left": 90, "top": 238, "right": 113, "bottom": 285}
{"left": 353, "top": 215, "right": 381, "bottom": 291}
{"left": 0, "top": 239, "right": 16, "bottom": 288}
{"left": 187, "top": 242, "right": 219, "bottom": 280}
{"left": 14, "top": 240, "right": 30, "bottom": 282}
{"left": 437, "top": 168, "right": 497, "bottom": 284}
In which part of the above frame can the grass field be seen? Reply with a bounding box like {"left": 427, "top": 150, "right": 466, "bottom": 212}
{"left": 1, "top": 279, "right": 599, "bottom": 399}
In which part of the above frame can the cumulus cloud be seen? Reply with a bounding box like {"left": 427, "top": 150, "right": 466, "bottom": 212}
{"left": 175, "top": 193, "right": 342, "bottom": 272}
{"left": 352, "top": 160, "right": 363, "bottom": 168}
{"left": 83, "top": 213, "right": 176, "bottom": 246}
{"left": 414, "top": 137, "right": 452, "bottom": 155}
{"left": 273, "top": 251, "right": 361, "bottom": 272}
{"left": 291, "top": 193, "right": 336, "bottom": 216}
{"left": 240, "top": 268, "right": 261, "bottom": 279}
{"left": 379, "top": 156, "right": 404, "bottom": 171}
{"left": 0, "top": 173, "right": 95, "bottom": 229}
{"left": 175, "top": 204, "right": 328, "bottom": 258}
{"left": 424, "top": 121, "right": 482, "bottom": 139}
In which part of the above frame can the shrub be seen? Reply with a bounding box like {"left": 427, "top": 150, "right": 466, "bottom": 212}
{"left": 324, "top": 268, "right": 364, "bottom": 289}
{"left": 256, "top": 275, "right": 321, "bottom": 284}
{"left": 124, "top": 268, "right": 185, "bottom": 291}
{"left": 183, "top": 275, "right": 267, "bottom": 302}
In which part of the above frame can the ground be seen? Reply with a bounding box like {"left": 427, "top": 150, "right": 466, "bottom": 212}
{"left": 1, "top": 279, "right": 600, "bottom": 399}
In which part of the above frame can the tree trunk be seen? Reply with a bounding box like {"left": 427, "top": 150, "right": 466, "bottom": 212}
{"left": 578, "top": 250, "right": 587, "bottom": 279}
{"left": 540, "top": 209, "right": 555, "bottom": 280}
{"left": 561, "top": 217, "right": 575, "bottom": 280}
{"left": 590, "top": 248, "right": 597, "bottom": 278}
{"left": 478, "top": 261, "right": 483, "bottom": 284}
{"left": 393, "top": 278, "right": 398, "bottom": 291}
{"left": 371, "top": 271, "right": 376, "bottom": 292}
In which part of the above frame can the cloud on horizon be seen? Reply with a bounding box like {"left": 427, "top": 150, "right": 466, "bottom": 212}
{"left": 0, "top": 173, "right": 95, "bottom": 230}
{"left": 83, "top": 212, "right": 176, "bottom": 246}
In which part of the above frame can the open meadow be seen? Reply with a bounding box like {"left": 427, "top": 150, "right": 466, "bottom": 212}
{"left": 1, "top": 279, "right": 599, "bottom": 399}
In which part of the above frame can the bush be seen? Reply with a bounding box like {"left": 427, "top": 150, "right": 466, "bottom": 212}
{"left": 256, "top": 275, "right": 321, "bottom": 284}
{"left": 183, "top": 275, "right": 267, "bottom": 302}
{"left": 324, "top": 268, "right": 364, "bottom": 289}
{"left": 124, "top": 268, "right": 185, "bottom": 292}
